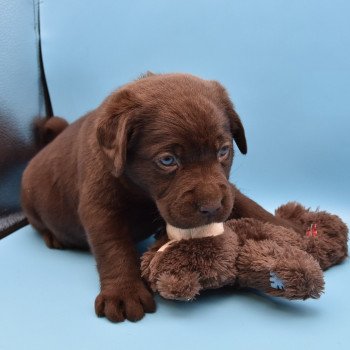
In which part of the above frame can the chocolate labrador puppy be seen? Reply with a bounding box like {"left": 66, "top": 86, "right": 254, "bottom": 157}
{"left": 21, "top": 73, "right": 297, "bottom": 322}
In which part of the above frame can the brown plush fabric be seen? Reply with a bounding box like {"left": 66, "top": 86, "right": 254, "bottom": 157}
{"left": 275, "top": 202, "right": 348, "bottom": 269}
{"left": 141, "top": 227, "right": 238, "bottom": 300}
{"left": 236, "top": 238, "right": 324, "bottom": 299}
{"left": 141, "top": 203, "right": 348, "bottom": 301}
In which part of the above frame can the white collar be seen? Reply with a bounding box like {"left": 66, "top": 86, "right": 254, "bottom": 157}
{"left": 166, "top": 222, "right": 224, "bottom": 240}
{"left": 157, "top": 222, "right": 225, "bottom": 252}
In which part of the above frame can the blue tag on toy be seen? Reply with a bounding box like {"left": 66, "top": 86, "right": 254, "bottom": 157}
{"left": 270, "top": 272, "right": 285, "bottom": 290}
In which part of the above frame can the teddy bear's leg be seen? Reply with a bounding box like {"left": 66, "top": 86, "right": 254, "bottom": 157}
{"left": 140, "top": 235, "right": 169, "bottom": 286}
{"left": 236, "top": 239, "right": 324, "bottom": 300}
{"left": 155, "top": 271, "right": 202, "bottom": 301}
{"left": 275, "top": 202, "right": 348, "bottom": 270}
{"left": 141, "top": 249, "right": 202, "bottom": 301}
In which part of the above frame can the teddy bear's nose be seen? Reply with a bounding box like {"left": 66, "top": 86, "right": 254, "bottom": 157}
{"left": 199, "top": 202, "right": 222, "bottom": 215}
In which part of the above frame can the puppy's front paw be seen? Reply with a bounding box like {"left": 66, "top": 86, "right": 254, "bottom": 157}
{"left": 95, "top": 281, "right": 156, "bottom": 322}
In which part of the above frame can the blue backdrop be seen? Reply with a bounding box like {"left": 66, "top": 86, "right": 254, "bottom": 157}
{"left": 41, "top": 0, "right": 350, "bottom": 223}
{"left": 2, "top": 1, "right": 349, "bottom": 350}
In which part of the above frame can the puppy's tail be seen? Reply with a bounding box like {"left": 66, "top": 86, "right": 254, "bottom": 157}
{"left": 34, "top": 116, "right": 69, "bottom": 149}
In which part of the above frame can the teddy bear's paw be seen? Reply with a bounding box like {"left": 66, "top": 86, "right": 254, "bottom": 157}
{"left": 237, "top": 239, "right": 325, "bottom": 300}
{"left": 301, "top": 211, "right": 348, "bottom": 269}
{"left": 276, "top": 203, "right": 348, "bottom": 270}
{"left": 156, "top": 271, "right": 201, "bottom": 301}
{"left": 268, "top": 257, "right": 324, "bottom": 300}
{"left": 304, "top": 231, "right": 348, "bottom": 270}
{"left": 266, "top": 244, "right": 325, "bottom": 300}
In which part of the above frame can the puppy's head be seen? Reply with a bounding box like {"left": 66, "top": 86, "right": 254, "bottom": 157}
{"left": 97, "top": 73, "right": 247, "bottom": 229}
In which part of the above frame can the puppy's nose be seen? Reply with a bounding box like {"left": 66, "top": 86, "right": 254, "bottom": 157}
{"left": 199, "top": 202, "right": 222, "bottom": 215}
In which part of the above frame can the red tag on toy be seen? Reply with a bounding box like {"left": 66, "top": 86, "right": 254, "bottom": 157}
{"left": 306, "top": 223, "right": 318, "bottom": 237}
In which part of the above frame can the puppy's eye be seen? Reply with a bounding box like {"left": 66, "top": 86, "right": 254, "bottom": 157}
{"left": 218, "top": 145, "right": 230, "bottom": 161}
{"left": 157, "top": 154, "right": 178, "bottom": 169}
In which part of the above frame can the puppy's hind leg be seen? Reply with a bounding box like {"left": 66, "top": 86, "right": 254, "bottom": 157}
{"left": 25, "top": 208, "right": 65, "bottom": 250}
{"left": 39, "top": 228, "right": 65, "bottom": 250}
{"left": 22, "top": 181, "right": 65, "bottom": 249}
{"left": 32, "top": 220, "right": 65, "bottom": 250}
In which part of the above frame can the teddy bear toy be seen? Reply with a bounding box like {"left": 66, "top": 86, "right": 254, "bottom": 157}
{"left": 141, "top": 202, "right": 348, "bottom": 301}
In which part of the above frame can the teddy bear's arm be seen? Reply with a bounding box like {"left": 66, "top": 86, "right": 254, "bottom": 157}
{"left": 140, "top": 235, "right": 169, "bottom": 282}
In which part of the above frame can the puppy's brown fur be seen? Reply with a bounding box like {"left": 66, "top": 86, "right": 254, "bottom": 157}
{"left": 21, "top": 73, "right": 298, "bottom": 322}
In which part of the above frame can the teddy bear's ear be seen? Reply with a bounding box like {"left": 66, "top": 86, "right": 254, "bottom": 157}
{"left": 211, "top": 81, "right": 247, "bottom": 155}
{"left": 96, "top": 89, "right": 141, "bottom": 177}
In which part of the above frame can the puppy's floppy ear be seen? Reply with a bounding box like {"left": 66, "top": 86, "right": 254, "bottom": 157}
{"left": 96, "top": 89, "right": 140, "bottom": 177}
{"left": 211, "top": 81, "right": 247, "bottom": 154}
{"left": 225, "top": 103, "right": 247, "bottom": 155}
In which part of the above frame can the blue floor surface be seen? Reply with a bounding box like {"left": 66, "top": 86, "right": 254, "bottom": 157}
{"left": 0, "top": 225, "right": 349, "bottom": 350}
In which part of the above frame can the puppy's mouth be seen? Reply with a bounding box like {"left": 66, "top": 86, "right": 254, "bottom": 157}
{"left": 154, "top": 180, "right": 234, "bottom": 229}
